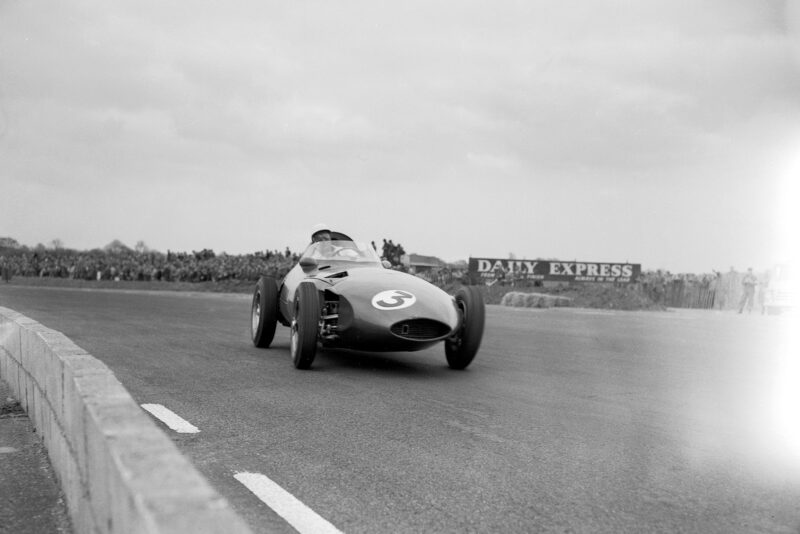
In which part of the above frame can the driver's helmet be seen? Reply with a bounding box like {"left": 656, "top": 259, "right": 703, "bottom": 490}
{"left": 310, "top": 223, "right": 331, "bottom": 243}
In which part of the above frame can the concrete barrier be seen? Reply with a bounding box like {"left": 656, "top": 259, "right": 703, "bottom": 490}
{"left": 0, "top": 307, "right": 253, "bottom": 534}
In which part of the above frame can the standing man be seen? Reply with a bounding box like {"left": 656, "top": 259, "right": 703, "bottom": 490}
{"left": 738, "top": 267, "right": 758, "bottom": 314}
{"left": 493, "top": 262, "right": 507, "bottom": 285}
{"left": 0, "top": 255, "right": 11, "bottom": 283}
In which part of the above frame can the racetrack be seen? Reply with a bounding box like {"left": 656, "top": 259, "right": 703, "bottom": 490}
{"left": 1, "top": 285, "right": 798, "bottom": 533}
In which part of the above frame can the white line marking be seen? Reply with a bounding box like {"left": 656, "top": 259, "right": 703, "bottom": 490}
{"left": 140, "top": 403, "right": 200, "bottom": 433}
{"left": 234, "top": 472, "right": 344, "bottom": 534}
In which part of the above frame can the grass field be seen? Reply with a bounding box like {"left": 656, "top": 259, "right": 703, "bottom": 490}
{"left": 1, "top": 276, "right": 256, "bottom": 294}
{"left": 2, "top": 276, "right": 663, "bottom": 310}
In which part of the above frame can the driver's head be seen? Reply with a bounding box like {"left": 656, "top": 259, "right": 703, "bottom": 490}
{"left": 313, "top": 231, "right": 331, "bottom": 242}
{"left": 311, "top": 223, "right": 331, "bottom": 243}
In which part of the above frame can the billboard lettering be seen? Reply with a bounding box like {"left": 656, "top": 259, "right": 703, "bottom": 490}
{"left": 469, "top": 258, "right": 641, "bottom": 283}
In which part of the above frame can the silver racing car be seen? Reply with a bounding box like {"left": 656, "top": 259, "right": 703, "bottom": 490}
{"left": 250, "top": 232, "right": 484, "bottom": 370}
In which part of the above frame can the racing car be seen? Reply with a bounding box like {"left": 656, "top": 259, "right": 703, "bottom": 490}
{"left": 250, "top": 231, "right": 484, "bottom": 370}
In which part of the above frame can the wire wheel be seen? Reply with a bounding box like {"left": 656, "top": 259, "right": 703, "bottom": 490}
{"left": 445, "top": 286, "right": 485, "bottom": 369}
{"left": 251, "top": 277, "right": 278, "bottom": 348}
{"left": 290, "top": 282, "right": 320, "bottom": 369}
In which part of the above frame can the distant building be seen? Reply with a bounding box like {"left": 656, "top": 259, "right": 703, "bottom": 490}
{"left": 402, "top": 253, "right": 446, "bottom": 274}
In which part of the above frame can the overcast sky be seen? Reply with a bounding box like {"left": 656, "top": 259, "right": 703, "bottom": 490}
{"left": 2, "top": 0, "right": 799, "bottom": 272}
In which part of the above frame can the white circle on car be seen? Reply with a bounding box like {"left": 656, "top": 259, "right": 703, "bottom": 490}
{"left": 372, "top": 290, "right": 417, "bottom": 310}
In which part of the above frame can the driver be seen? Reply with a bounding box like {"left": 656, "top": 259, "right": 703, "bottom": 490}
{"left": 308, "top": 223, "right": 361, "bottom": 260}
{"left": 309, "top": 223, "right": 338, "bottom": 258}
{"left": 310, "top": 223, "right": 332, "bottom": 243}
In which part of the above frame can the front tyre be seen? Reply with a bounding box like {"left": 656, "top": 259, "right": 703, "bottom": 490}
{"left": 252, "top": 277, "right": 278, "bottom": 348}
{"left": 291, "top": 282, "right": 320, "bottom": 369}
{"left": 445, "top": 286, "right": 485, "bottom": 370}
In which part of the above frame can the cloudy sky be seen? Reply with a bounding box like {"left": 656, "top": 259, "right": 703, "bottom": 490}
{"left": 2, "top": 0, "right": 799, "bottom": 272}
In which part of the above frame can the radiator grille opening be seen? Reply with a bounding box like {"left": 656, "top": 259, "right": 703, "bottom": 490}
{"left": 390, "top": 319, "right": 451, "bottom": 341}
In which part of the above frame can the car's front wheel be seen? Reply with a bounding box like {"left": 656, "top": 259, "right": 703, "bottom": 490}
{"left": 252, "top": 276, "right": 278, "bottom": 348}
{"left": 291, "top": 282, "right": 320, "bottom": 369}
{"left": 445, "top": 286, "right": 485, "bottom": 370}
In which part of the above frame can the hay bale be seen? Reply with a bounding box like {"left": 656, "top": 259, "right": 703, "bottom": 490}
{"left": 500, "top": 292, "right": 572, "bottom": 308}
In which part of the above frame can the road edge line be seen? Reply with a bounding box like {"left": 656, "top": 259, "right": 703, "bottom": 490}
{"left": 235, "top": 472, "right": 344, "bottom": 534}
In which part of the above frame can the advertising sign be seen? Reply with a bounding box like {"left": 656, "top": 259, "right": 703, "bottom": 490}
{"left": 468, "top": 258, "right": 641, "bottom": 283}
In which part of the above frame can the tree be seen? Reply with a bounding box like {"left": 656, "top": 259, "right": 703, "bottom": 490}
{"left": 0, "top": 237, "right": 21, "bottom": 249}
{"left": 104, "top": 239, "right": 131, "bottom": 254}
{"left": 50, "top": 238, "right": 64, "bottom": 250}
{"left": 135, "top": 240, "right": 148, "bottom": 254}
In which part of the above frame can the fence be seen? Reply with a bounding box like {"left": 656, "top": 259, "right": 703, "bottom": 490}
{"left": 639, "top": 270, "right": 766, "bottom": 311}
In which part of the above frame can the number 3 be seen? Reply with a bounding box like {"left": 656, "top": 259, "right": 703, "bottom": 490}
{"left": 372, "top": 290, "right": 417, "bottom": 310}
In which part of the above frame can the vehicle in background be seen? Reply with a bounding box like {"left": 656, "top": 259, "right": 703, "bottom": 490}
{"left": 763, "top": 264, "right": 796, "bottom": 315}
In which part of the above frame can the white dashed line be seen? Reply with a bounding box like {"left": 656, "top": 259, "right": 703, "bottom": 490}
{"left": 234, "top": 472, "right": 344, "bottom": 534}
{"left": 140, "top": 403, "right": 200, "bottom": 433}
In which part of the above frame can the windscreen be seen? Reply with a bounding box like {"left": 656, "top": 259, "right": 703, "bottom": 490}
{"left": 301, "top": 240, "right": 382, "bottom": 265}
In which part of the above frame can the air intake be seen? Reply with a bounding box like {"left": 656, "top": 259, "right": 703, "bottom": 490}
{"left": 390, "top": 319, "right": 451, "bottom": 341}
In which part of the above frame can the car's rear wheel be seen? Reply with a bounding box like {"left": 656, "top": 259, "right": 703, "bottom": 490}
{"left": 252, "top": 276, "right": 278, "bottom": 348}
{"left": 445, "top": 286, "right": 485, "bottom": 370}
{"left": 291, "top": 282, "right": 320, "bottom": 369}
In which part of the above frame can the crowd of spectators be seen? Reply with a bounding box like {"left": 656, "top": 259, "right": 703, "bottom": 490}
{"left": 412, "top": 266, "right": 467, "bottom": 286}
{"left": 0, "top": 237, "right": 409, "bottom": 285}
{"left": 377, "top": 239, "right": 405, "bottom": 267}
{"left": 0, "top": 246, "right": 299, "bottom": 284}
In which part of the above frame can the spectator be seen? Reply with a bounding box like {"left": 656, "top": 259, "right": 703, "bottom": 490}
{"left": 738, "top": 267, "right": 758, "bottom": 314}
{"left": 710, "top": 271, "right": 723, "bottom": 310}
{"left": 379, "top": 237, "right": 406, "bottom": 269}
{"left": 493, "top": 262, "right": 507, "bottom": 285}
{"left": 0, "top": 256, "right": 10, "bottom": 283}
{"left": 757, "top": 271, "right": 770, "bottom": 315}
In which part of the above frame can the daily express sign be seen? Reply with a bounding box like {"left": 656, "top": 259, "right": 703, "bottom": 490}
{"left": 468, "top": 258, "right": 641, "bottom": 283}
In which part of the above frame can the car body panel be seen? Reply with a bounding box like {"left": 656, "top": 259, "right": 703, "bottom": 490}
{"left": 277, "top": 240, "right": 460, "bottom": 352}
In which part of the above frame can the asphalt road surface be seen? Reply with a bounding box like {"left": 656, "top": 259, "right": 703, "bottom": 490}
{"left": 1, "top": 285, "right": 799, "bottom": 534}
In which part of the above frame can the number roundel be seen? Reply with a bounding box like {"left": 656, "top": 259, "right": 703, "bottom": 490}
{"left": 371, "top": 290, "right": 417, "bottom": 310}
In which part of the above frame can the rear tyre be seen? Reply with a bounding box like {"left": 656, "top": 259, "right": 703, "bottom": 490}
{"left": 291, "top": 282, "right": 320, "bottom": 369}
{"left": 251, "top": 277, "right": 278, "bottom": 348}
{"left": 445, "top": 286, "right": 485, "bottom": 370}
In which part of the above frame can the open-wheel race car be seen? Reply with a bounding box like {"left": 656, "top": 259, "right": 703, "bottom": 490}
{"left": 250, "top": 231, "right": 485, "bottom": 370}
